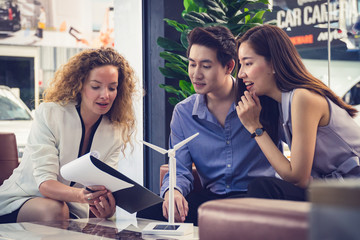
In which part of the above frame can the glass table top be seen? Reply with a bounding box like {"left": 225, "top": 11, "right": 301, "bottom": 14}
{"left": 0, "top": 217, "right": 199, "bottom": 240}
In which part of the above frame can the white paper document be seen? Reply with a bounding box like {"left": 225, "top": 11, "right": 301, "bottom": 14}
{"left": 60, "top": 152, "right": 133, "bottom": 192}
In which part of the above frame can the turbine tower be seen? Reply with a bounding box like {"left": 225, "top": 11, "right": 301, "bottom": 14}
{"left": 141, "top": 132, "right": 199, "bottom": 236}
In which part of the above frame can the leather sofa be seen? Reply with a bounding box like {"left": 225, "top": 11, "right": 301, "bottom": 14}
{"left": 160, "top": 164, "right": 311, "bottom": 239}
{"left": 0, "top": 132, "right": 19, "bottom": 185}
{"left": 198, "top": 198, "right": 310, "bottom": 240}
{"left": 160, "top": 164, "right": 359, "bottom": 240}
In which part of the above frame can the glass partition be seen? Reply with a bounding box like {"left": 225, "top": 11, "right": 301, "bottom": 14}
{"left": 0, "top": 0, "right": 114, "bottom": 109}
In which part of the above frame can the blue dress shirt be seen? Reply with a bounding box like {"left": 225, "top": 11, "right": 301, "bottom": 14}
{"left": 160, "top": 94, "right": 276, "bottom": 197}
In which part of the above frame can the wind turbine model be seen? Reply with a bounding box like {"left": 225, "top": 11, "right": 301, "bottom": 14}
{"left": 141, "top": 132, "right": 199, "bottom": 236}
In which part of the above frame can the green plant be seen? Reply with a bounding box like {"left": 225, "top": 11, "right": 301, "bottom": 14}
{"left": 158, "top": 0, "right": 272, "bottom": 105}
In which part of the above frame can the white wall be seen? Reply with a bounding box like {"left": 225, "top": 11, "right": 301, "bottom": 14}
{"left": 113, "top": 0, "right": 143, "bottom": 219}
{"left": 51, "top": 0, "right": 92, "bottom": 34}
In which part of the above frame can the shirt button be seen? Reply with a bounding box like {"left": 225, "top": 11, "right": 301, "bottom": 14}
{"left": 226, "top": 185, "right": 230, "bottom": 188}
{"left": 227, "top": 164, "right": 231, "bottom": 168}
{"left": 226, "top": 140, "right": 230, "bottom": 145}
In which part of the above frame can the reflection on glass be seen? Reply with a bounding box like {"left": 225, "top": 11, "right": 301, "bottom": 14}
{"left": 0, "top": 88, "right": 32, "bottom": 120}
{"left": 38, "top": 219, "right": 145, "bottom": 239}
{"left": 343, "top": 82, "right": 360, "bottom": 105}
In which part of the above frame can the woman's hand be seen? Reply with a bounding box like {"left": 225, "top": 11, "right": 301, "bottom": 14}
{"left": 89, "top": 191, "right": 116, "bottom": 219}
{"left": 81, "top": 185, "right": 107, "bottom": 204}
{"left": 39, "top": 181, "right": 115, "bottom": 218}
{"left": 236, "top": 91, "right": 263, "bottom": 133}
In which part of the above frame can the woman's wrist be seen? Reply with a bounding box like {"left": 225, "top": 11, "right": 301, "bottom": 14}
{"left": 75, "top": 187, "right": 85, "bottom": 203}
{"left": 248, "top": 124, "right": 263, "bottom": 134}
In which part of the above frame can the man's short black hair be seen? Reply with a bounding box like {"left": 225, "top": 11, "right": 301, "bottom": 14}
{"left": 187, "top": 26, "right": 237, "bottom": 67}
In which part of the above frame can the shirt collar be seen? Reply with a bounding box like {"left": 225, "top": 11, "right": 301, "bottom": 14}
{"left": 192, "top": 94, "right": 207, "bottom": 119}
{"left": 192, "top": 94, "right": 236, "bottom": 120}
{"left": 192, "top": 76, "right": 237, "bottom": 119}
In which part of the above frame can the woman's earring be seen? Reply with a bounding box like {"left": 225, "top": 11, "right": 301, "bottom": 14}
{"left": 273, "top": 70, "right": 276, "bottom": 74}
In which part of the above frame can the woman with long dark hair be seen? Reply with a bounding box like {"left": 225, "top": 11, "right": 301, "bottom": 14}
{"left": 236, "top": 24, "right": 360, "bottom": 200}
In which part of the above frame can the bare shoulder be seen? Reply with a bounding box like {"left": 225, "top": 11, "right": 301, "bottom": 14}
{"left": 292, "top": 88, "right": 329, "bottom": 124}
{"left": 293, "top": 88, "right": 326, "bottom": 107}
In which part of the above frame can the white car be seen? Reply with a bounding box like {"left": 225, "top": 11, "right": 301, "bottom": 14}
{"left": 0, "top": 85, "right": 33, "bottom": 159}
{"left": 302, "top": 59, "right": 360, "bottom": 126}
{"left": 333, "top": 77, "right": 360, "bottom": 126}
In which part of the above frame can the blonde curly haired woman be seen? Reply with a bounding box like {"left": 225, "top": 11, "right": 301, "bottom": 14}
{"left": 0, "top": 48, "right": 137, "bottom": 223}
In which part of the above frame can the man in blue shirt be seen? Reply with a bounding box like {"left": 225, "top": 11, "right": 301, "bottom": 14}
{"left": 138, "top": 26, "right": 276, "bottom": 225}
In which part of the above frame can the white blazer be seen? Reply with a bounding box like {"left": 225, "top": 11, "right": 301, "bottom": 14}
{"left": 0, "top": 102, "right": 122, "bottom": 218}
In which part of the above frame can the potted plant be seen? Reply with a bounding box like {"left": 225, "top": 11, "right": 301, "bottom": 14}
{"left": 158, "top": 0, "right": 272, "bottom": 105}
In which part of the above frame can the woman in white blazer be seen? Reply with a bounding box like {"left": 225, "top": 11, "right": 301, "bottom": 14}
{"left": 0, "top": 48, "right": 137, "bottom": 223}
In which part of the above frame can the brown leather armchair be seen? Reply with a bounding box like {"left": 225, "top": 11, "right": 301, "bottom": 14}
{"left": 160, "top": 164, "right": 202, "bottom": 193}
{"left": 0, "top": 132, "right": 19, "bottom": 185}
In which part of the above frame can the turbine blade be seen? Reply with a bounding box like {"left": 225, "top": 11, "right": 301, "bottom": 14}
{"left": 140, "top": 140, "right": 168, "bottom": 155}
{"left": 173, "top": 132, "right": 199, "bottom": 151}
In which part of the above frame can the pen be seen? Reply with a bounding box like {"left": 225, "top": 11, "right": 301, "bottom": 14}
{"left": 85, "top": 187, "right": 95, "bottom": 193}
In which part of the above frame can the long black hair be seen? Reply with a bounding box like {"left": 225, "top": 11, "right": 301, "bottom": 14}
{"left": 237, "top": 25, "right": 358, "bottom": 144}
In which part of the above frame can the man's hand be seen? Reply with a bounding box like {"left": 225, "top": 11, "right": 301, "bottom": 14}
{"left": 162, "top": 189, "right": 188, "bottom": 222}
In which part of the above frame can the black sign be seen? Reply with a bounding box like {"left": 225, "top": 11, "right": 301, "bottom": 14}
{"left": 266, "top": 0, "right": 359, "bottom": 50}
